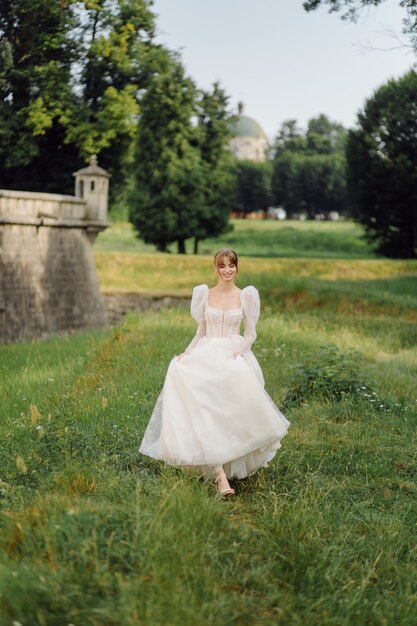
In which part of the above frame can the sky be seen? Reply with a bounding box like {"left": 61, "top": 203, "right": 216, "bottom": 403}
{"left": 152, "top": 0, "right": 416, "bottom": 140}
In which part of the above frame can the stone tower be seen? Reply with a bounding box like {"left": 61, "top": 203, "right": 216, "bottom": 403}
{"left": 74, "top": 155, "right": 111, "bottom": 221}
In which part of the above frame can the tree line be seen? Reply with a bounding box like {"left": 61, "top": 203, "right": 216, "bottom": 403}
{"left": 0, "top": 0, "right": 416, "bottom": 257}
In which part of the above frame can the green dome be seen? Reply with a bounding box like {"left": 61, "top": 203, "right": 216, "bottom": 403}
{"left": 228, "top": 115, "right": 266, "bottom": 140}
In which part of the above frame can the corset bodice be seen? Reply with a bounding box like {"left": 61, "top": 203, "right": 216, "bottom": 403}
{"left": 185, "top": 284, "right": 260, "bottom": 355}
{"left": 204, "top": 306, "right": 243, "bottom": 339}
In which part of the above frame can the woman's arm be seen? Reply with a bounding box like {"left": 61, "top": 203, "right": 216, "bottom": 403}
{"left": 235, "top": 287, "right": 260, "bottom": 356}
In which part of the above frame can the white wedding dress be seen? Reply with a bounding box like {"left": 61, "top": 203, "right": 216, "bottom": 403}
{"left": 139, "top": 284, "right": 290, "bottom": 479}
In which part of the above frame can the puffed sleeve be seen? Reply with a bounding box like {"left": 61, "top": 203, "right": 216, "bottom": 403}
{"left": 239, "top": 286, "right": 260, "bottom": 354}
{"left": 185, "top": 284, "right": 208, "bottom": 353}
{"left": 190, "top": 284, "right": 208, "bottom": 322}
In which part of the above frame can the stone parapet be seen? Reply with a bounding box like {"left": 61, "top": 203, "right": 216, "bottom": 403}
{"left": 0, "top": 215, "right": 110, "bottom": 230}
{"left": 0, "top": 189, "right": 87, "bottom": 220}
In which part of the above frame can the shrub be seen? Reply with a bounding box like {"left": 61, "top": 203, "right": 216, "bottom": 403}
{"left": 283, "top": 344, "right": 372, "bottom": 407}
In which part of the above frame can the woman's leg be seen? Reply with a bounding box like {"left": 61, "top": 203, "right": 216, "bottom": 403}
{"left": 214, "top": 465, "right": 235, "bottom": 496}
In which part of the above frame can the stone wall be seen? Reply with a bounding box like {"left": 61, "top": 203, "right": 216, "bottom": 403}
{"left": 0, "top": 189, "right": 108, "bottom": 344}
{"left": 102, "top": 292, "right": 189, "bottom": 326}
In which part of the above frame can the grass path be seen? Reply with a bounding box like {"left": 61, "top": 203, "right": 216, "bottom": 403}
{"left": 1, "top": 222, "right": 416, "bottom": 624}
{"left": 1, "top": 255, "right": 416, "bottom": 624}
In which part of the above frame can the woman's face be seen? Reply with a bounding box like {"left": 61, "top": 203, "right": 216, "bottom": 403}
{"left": 215, "top": 256, "right": 237, "bottom": 284}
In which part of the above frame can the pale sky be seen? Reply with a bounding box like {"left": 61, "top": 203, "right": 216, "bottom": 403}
{"left": 152, "top": 0, "right": 416, "bottom": 139}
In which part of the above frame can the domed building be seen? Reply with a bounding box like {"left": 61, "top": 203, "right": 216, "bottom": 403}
{"left": 228, "top": 103, "right": 268, "bottom": 162}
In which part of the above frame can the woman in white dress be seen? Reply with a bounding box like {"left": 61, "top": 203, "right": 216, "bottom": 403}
{"left": 139, "top": 248, "right": 290, "bottom": 496}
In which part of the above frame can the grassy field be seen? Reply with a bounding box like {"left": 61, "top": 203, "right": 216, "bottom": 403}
{"left": 1, "top": 221, "right": 417, "bottom": 625}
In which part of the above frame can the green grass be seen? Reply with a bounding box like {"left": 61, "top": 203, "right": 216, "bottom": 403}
{"left": 1, "top": 249, "right": 417, "bottom": 624}
{"left": 96, "top": 218, "right": 376, "bottom": 259}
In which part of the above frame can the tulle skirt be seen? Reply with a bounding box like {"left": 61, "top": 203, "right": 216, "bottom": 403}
{"left": 139, "top": 336, "right": 290, "bottom": 479}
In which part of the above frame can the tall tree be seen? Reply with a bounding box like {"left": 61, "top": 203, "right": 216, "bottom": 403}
{"left": 306, "top": 114, "right": 347, "bottom": 155}
{"left": 192, "top": 83, "right": 235, "bottom": 254}
{"left": 66, "top": 0, "right": 161, "bottom": 198}
{"left": 129, "top": 62, "right": 203, "bottom": 253}
{"left": 271, "top": 115, "right": 348, "bottom": 217}
{"left": 346, "top": 70, "right": 417, "bottom": 258}
{"left": 0, "top": 0, "right": 77, "bottom": 190}
{"left": 273, "top": 119, "right": 307, "bottom": 156}
{"left": 271, "top": 151, "right": 305, "bottom": 216}
{"left": 232, "top": 161, "right": 272, "bottom": 217}
{"left": 0, "top": 0, "right": 161, "bottom": 199}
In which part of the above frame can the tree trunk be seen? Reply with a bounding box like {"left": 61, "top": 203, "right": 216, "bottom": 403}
{"left": 177, "top": 239, "right": 186, "bottom": 254}
{"left": 194, "top": 237, "right": 200, "bottom": 255}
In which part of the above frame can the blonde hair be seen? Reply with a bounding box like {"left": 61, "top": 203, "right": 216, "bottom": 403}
{"left": 213, "top": 248, "right": 238, "bottom": 273}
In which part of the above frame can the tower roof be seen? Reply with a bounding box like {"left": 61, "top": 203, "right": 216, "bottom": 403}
{"left": 73, "top": 155, "right": 111, "bottom": 178}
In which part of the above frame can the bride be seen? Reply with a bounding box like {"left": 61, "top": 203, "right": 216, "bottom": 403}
{"left": 139, "top": 248, "right": 290, "bottom": 497}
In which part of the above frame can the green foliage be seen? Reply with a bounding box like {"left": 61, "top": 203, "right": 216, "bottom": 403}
{"left": 129, "top": 62, "right": 203, "bottom": 253}
{"left": 347, "top": 70, "right": 417, "bottom": 258}
{"left": 283, "top": 344, "right": 377, "bottom": 406}
{"left": 231, "top": 160, "right": 272, "bottom": 215}
{"left": 129, "top": 72, "right": 234, "bottom": 253}
{"left": 307, "top": 113, "right": 347, "bottom": 154}
{"left": 0, "top": 0, "right": 76, "bottom": 190}
{"left": 0, "top": 0, "right": 162, "bottom": 197}
{"left": 192, "top": 83, "right": 235, "bottom": 253}
{"left": 271, "top": 114, "right": 349, "bottom": 218}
